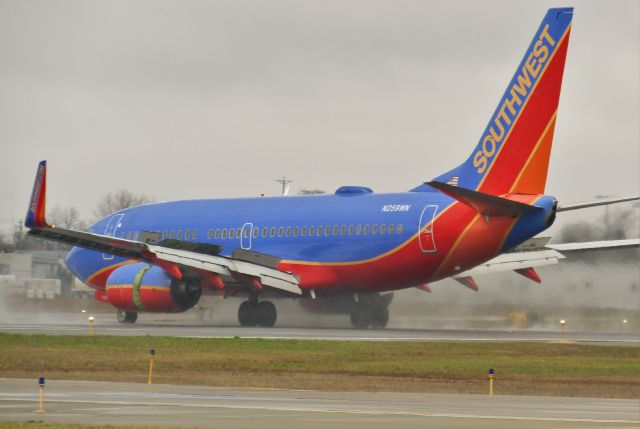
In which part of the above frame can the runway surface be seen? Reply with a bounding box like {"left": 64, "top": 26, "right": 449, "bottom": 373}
{"left": 0, "top": 314, "right": 637, "bottom": 344}
{"left": 1, "top": 378, "right": 638, "bottom": 429}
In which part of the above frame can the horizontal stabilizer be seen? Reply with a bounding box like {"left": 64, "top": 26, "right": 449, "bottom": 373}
{"left": 427, "top": 181, "right": 541, "bottom": 218}
{"left": 558, "top": 196, "right": 639, "bottom": 212}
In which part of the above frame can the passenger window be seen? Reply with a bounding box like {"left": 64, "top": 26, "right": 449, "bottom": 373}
{"left": 169, "top": 230, "right": 175, "bottom": 239}
{"left": 127, "top": 231, "right": 132, "bottom": 240}
{"left": 318, "top": 225, "right": 323, "bottom": 236}
{"left": 325, "top": 226, "right": 331, "bottom": 236}
{"left": 253, "top": 228, "right": 259, "bottom": 238}
{"left": 133, "top": 231, "right": 139, "bottom": 241}
{"left": 229, "top": 228, "right": 235, "bottom": 239}
{"left": 333, "top": 225, "right": 338, "bottom": 236}
{"left": 236, "top": 227, "right": 242, "bottom": 237}
{"left": 207, "top": 229, "right": 213, "bottom": 239}
{"left": 309, "top": 226, "right": 315, "bottom": 236}
{"left": 356, "top": 224, "right": 362, "bottom": 235}
{"left": 363, "top": 225, "right": 370, "bottom": 235}
{"left": 278, "top": 227, "right": 284, "bottom": 237}
{"left": 301, "top": 226, "right": 307, "bottom": 236}
{"left": 244, "top": 228, "right": 250, "bottom": 238}
{"left": 177, "top": 230, "right": 183, "bottom": 240}
{"left": 185, "top": 230, "right": 190, "bottom": 240}
{"left": 341, "top": 225, "right": 346, "bottom": 236}
{"left": 388, "top": 224, "right": 395, "bottom": 234}
{"left": 372, "top": 224, "right": 378, "bottom": 235}
{"left": 192, "top": 230, "right": 197, "bottom": 240}
{"left": 215, "top": 229, "right": 220, "bottom": 239}
{"left": 286, "top": 226, "right": 291, "bottom": 237}
{"left": 262, "top": 227, "right": 268, "bottom": 238}
{"left": 221, "top": 229, "right": 227, "bottom": 239}
{"left": 270, "top": 227, "right": 276, "bottom": 237}
{"left": 162, "top": 231, "right": 167, "bottom": 240}
{"left": 348, "top": 225, "right": 354, "bottom": 235}
{"left": 293, "top": 226, "right": 299, "bottom": 237}
{"left": 397, "top": 224, "right": 403, "bottom": 234}
{"left": 380, "top": 224, "right": 386, "bottom": 235}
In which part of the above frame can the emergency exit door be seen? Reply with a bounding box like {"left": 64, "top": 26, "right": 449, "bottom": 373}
{"left": 418, "top": 205, "right": 438, "bottom": 253}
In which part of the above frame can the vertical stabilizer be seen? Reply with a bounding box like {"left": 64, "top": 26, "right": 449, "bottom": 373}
{"left": 418, "top": 8, "right": 573, "bottom": 196}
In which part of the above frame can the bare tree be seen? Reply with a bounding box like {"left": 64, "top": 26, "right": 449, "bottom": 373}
{"left": 48, "top": 206, "right": 87, "bottom": 231}
{"left": 93, "top": 190, "right": 154, "bottom": 220}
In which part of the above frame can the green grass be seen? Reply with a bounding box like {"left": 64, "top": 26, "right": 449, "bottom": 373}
{"left": 0, "top": 333, "right": 638, "bottom": 398}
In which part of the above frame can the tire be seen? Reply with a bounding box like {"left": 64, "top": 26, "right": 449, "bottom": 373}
{"left": 370, "top": 304, "right": 389, "bottom": 330}
{"left": 350, "top": 305, "right": 371, "bottom": 329}
{"left": 117, "top": 310, "right": 137, "bottom": 324}
{"left": 125, "top": 311, "right": 138, "bottom": 324}
{"left": 256, "top": 301, "right": 277, "bottom": 327}
{"left": 238, "top": 301, "right": 257, "bottom": 327}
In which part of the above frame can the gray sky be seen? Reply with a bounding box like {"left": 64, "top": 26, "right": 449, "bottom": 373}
{"left": 1, "top": 0, "right": 638, "bottom": 234}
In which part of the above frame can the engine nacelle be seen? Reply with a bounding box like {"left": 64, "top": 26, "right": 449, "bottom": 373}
{"left": 105, "top": 263, "right": 201, "bottom": 313}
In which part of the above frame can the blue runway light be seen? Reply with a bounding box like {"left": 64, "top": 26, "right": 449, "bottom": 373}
{"left": 488, "top": 368, "right": 495, "bottom": 375}
{"left": 38, "top": 376, "right": 45, "bottom": 386}
{"left": 149, "top": 348, "right": 156, "bottom": 356}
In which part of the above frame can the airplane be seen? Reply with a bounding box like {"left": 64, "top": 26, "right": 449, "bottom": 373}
{"left": 24, "top": 7, "right": 639, "bottom": 328}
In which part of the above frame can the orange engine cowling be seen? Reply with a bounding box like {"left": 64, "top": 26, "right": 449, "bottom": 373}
{"left": 105, "top": 262, "right": 201, "bottom": 313}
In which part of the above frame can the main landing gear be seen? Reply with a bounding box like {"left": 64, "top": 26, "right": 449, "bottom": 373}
{"left": 349, "top": 293, "right": 392, "bottom": 329}
{"left": 117, "top": 309, "right": 138, "bottom": 324}
{"left": 237, "top": 298, "right": 277, "bottom": 327}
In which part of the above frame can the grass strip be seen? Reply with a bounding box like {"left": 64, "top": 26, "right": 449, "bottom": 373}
{"left": 0, "top": 333, "right": 638, "bottom": 398}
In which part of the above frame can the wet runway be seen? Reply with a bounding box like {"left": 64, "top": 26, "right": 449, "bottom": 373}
{"left": 1, "top": 378, "right": 637, "bottom": 429}
{"left": 0, "top": 314, "right": 637, "bottom": 345}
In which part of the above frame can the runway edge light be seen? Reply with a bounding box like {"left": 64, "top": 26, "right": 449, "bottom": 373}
{"left": 148, "top": 348, "right": 156, "bottom": 384}
{"left": 37, "top": 376, "right": 45, "bottom": 413}
{"left": 488, "top": 369, "right": 495, "bottom": 396}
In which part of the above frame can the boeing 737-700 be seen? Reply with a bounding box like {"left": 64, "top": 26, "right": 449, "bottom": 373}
{"left": 24, "top": 7, "right": 639, "bottom": 328}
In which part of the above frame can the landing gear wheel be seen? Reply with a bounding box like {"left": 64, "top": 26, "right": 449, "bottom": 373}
{"left": 256, "top": 301, "right": 277, "bottom": 327}
{"left": 370, "top": 304, "right": 389, "bottom": 329}
{"left": 117, "top": 309, "right": 138, "bottom": 324}
{"left": 350, "top": 305, "right": 372, "bottom": 329}
{"left": 238, "top": 301, "right": 258, "bottom": 327}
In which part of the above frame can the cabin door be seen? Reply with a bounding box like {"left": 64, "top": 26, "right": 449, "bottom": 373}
{"left": 102, "top": 213, "right": 124, "bottom": 260}
{"left": 240, "top": 223, "right": 253, "bottom": 250}
{"left": 418, "top": 205, "right": 438, "bottom": 253}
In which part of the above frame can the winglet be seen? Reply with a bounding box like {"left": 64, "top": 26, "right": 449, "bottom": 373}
{"left": 25, "top": 161, "right": 52, "bottom": 229}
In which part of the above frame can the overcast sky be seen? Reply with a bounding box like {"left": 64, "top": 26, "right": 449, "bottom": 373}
{"left": 0, "top": 0, "right": 638, "bottom": 234}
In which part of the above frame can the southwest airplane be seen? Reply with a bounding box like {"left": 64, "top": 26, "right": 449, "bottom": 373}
{"left": 24, "top": 8, "right": 639, "bottom": 328}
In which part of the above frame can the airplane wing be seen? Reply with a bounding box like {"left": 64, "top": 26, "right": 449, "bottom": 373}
{"left": 449, "top": 237, "right": 639, "bottom": 290}
{"left": 25, "top": 161, "right": 301, "bottom": 296}
{"left": 557, "top": 196, "right": 638, "bottom": 211}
